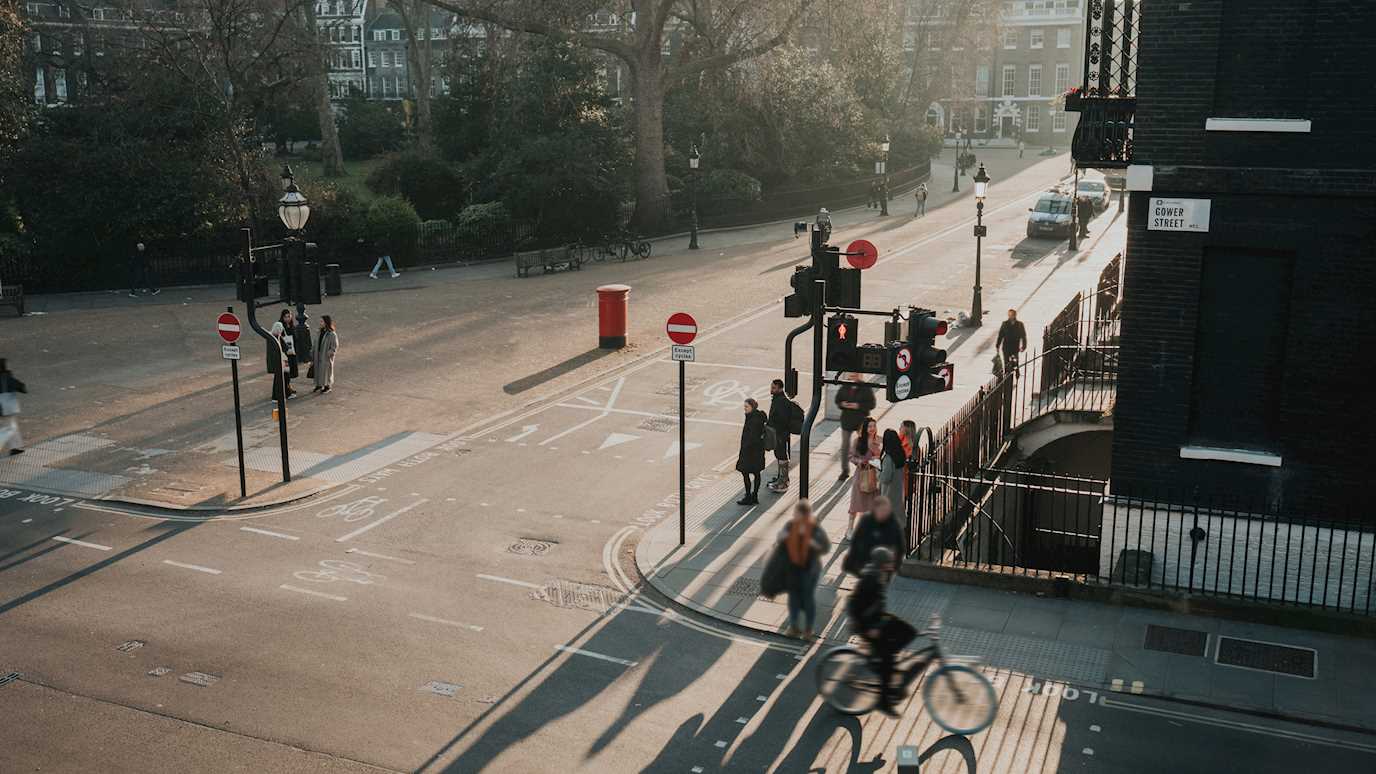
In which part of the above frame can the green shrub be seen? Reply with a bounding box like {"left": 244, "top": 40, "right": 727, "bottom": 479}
{"left": 337, "top": 98, "right": 403, "bottom": 159}
{"left": 365, "top": 150, "right": 466, "bottom": 220}
{"left": 365, "top": 195, "right": 420, "bottom": 256}
{"left": 306, "top": 182, "right": 368, "bottom": 248}
{"left": 700, "top": 169, "right": 762, "bottom": 202}
{"left": 455, "top": 201, "right": 510, "bottom": 232}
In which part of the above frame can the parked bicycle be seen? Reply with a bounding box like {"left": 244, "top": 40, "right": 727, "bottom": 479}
{"left": 815, "top": 614, "right": 998, "bottom": 734}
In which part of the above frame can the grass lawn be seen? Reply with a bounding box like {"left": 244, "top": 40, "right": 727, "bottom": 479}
{"left": 269, "top": 156, "right": 387, "bottom": 202}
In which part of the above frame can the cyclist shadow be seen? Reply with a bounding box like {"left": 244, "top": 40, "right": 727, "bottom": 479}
{"left": 916, "top": 734, "right": 978, "bottom": 772}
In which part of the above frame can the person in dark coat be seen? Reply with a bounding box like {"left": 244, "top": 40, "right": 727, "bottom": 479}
{"left": 767, "top": 379, "right": 793, "bottom": 493}
{"left": 735, "top": 398, "right": 768, "bottom": 505}
{"left": 847, "top": 545, "right": 916, "bottom": 716}
{"left": 996, "top": 309, "right": 1027, "bottom": 372}
{"left": 844, "top": 495, "right": 905, "bottom": 576}
{"left": 777, "top": 499, "right": 831, "bottom": 639}
{"left": 1076, "top": 195, "right": 1093, "bottom": 239}
{"left": 835, "top": 372, "right": 876, "bottom": 481}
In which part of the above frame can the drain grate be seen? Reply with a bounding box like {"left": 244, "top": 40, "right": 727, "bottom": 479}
{"left": 508, "top": 538, "right": 556, "bottom": 556}
{"left": 178, "top": 671, "right": 220, "bottom": 688}
{"left": 531, "top": 578, "right": 626, "bottom": 614}
{"left": 420, "top": 680, "right": 460, "bottom": 697}
{"left": 116, "top": 639, "right": 146, "bottom": 653}
{"left": 1215, "top": 637, "right": 1316, "bottom": 679}
{"left": 0, "top": 671, "right": 20, "bottom": 688}
{"left": 727, "top": 577, "right": 762, "bottom": 597}
{"left": 1143, "top": 625, "right": 1208, "bottom": 657}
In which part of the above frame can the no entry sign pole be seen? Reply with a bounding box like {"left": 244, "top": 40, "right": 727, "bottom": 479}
{"left": 219, "top": 307, "right": 247, "bottom": 498}
{"left": 667, "top": 313, "right": 698, "bottom": 546}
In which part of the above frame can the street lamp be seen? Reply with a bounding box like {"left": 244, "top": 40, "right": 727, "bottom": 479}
{"left": 278, "top": 165, "right": 311, "bottom": 234}
{"left": 970, "top": 163, "right": 990, "bottom": 327}
{"left": 688, "top": 145, "right": 700, "bottom": 251}
{"left": 277, "top": 164, "right": 314, "bottom": 373}
{"left": 877, "top": 134, "right": 891, "bottom": 216}
{"left": 952, "top": 131, "right": 963, "bottom": 193}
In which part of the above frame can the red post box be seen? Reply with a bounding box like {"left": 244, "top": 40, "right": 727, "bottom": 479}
{"left": 597, "top": 284, "right": 630, "bottom": 349}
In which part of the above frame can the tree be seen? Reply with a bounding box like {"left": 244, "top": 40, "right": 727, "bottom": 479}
{"left": 391, "top": 0, "right": 443, "bottom": 151}
{"left": 0, "top": 0, "right": 28, "bottom": 170}
{"left": 425, "top": 0, "right": 813, "bottom": 232}
{"left": 301, "top": 0, "right": 346, "bottom": 176}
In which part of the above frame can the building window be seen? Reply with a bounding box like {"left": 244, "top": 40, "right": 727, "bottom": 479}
{"left": 1057, "top": 27, "right": 1071, "bottom": 48}
{"left": 382, "top": 77, "right": 392, "bottom": 97}
{"left": 373, "top": 29, "right": 385, "bottom": 41}
{"left": 1052, "top": 110, "right": 1066, "bottom": 132}
{"left": 975, "top": 65, "right": 989, "bottom": 97}
{"left": 1028, "top": 64, "right": 1042, "bottom": 97}
{"left": 1054, "top": 63, "right": 1070, "bottom": 94}
{"left": 926, "top": 105, "right": 941, "bottom": 126}
{"left": 975, "top": 106, "right": 988, "bottom": 133}
{"left": 351, "top": 50, "right": 360, "bottom": 69}
{"left": 390, "top": 29, "right": 400, "bottom": 41}
{"left": 1188, "top": 248, "right": 1292, "bottom": 451}
{"left": 395, "top": 76, "right": 405, "bottom": 96}
{"left": 926, "top": 30, "right": 940, "bottom": 50}
{"left": 1003, "top": 28, "right": 1018, "bottom": 49}
{"left": 370, "top": 76, "right": 379, "bottom": 95}
{"left": 1026, "top": 105, "right": 1040, "bottom": 131}
{"left": 34, "top": 66, "right": 44, "bottom": 103}
{"left": 352, "top": 25, "right": 360, "bottom": 42}
{"left": 54, "top": 68, "right": 66, "bottom": 101}
{"left": 1001, "top": 65, "right": 1016, "bottom": 97}
{"left": 1030, "top": 28, "right": 1044, "bottom": 48}
{"left": 367, "top": 50, "right": 377, "bottom": 68}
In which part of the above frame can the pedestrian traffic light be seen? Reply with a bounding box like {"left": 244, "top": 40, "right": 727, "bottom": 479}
{"left": 827, "top": 266, "right": 861, "bottom": 309}
{"left": 826, "top": 314, "right": 858, "bottom": 371}
{"left": 236, "top": 258, "right": 269, "bottom": 303}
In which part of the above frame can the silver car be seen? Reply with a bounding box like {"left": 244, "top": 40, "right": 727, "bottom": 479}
{"left": 1026, "top": 194, "right": 1074, "bottom": 238}
{"left": 1076, "top": 179, "right": 1110, "bottom": 212}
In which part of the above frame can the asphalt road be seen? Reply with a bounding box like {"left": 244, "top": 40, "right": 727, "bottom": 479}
{"left": 4, "top": 155, "right": 1375, "bottom": 772}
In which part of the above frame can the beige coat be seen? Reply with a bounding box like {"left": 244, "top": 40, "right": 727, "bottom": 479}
{"left": 313, "top": 330, "right": 338, "bottom": 388}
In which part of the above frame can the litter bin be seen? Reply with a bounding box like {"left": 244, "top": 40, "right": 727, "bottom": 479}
{"left": 596, "top": 284, "right": 630, "bottom": 349}
{"left": 324, "top": 263, "right": 342, "bottom": 296}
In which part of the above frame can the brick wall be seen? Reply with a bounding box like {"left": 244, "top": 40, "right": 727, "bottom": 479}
{"left": 1111, "top": 0, "right": 1376, "bottom": 516}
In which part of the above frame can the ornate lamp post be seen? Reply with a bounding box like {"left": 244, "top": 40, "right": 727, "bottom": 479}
{"left": 278, "top": 164, "right": 314, "bottom": 364}
{"left": 952, "top": 130, "right": 963, "bottom": 193}
{"left": 877, "top": 134, "right": 890, "bottom": 216}
{"left": 688, "top": 145, "right": 700, "bottom": 250}
{"left": 970, "top": 163, "right": 990, "bottom": 327}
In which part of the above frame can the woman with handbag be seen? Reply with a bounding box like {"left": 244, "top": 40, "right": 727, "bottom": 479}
{"left": 776, "top": 499, "right": 830, "bottom": 639}
{"left": 268, "top": 309, "right": 297, "bottom": 400}
{"left": 312, "top": 315, "right": 339, "bottom": 394}
{"left": 846, "top": 417, "right": 881, "bottom": 536}
{"left": 735, "top": 398, "right": 768, "bottom": 505}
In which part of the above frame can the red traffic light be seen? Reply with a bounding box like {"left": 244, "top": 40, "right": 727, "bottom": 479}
{"left": 933, "top": 320, "right": 948, "bottom": 336}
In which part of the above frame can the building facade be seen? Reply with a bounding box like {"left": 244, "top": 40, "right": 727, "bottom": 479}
{"left": 316, "top": 0, "right": 368, "bottom": 98}
{"left": 22, "top": 1, "right": 153, "bottom": 105}
{"left": 363, "top": 5, "right": 454, "bottom": 101}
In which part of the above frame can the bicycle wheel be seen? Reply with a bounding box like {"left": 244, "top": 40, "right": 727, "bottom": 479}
{"left": 815, "top": 647, "right": 882, "bottom": 716}
{"left": 636, "top": 241, "right": 652, "bottom": 259}
{"left": 921, "top": 664, "right": 998, "bottom": 735}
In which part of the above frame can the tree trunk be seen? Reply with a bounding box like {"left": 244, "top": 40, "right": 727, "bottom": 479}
{"left": 407, "top": 30, "right": 433, "bottom": 151}
{"left": 629, "top": 60, "right": 669, "bottom": 233}
{"left": 302, "top": 2, "right": 345, "bottom": 177}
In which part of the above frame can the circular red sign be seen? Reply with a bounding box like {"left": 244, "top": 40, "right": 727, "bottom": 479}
{"left": 846, "top": 239, "right": 879, "bottom": 270}
{"left": 895, "top": 346, "right": 912, "bottom": 372}
{"left": 666, "top": 312, "right": 698, "bottom": 344}
{"left": 217, "top": 312, "right": 241, "bottom": 344}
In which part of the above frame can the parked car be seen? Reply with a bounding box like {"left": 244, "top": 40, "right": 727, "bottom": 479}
{"left": 1076, "top": 178, "right": 1111, "bottom": 213}
{"left": 1026, "top": 193, "right": 1074, "bottom": 238}
{"left": 1103, "top": 170, "right": 1126, "bottom": 191}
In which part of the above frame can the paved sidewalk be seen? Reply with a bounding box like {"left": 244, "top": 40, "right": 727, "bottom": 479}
{"left": 635, "top": 213, "right": 1376, "bottom": 732}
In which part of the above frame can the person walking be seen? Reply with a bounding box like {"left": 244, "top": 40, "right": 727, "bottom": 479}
{"left": 777, "top": 499, "right": 831, "bottom": 639}
{"left": 914, "top": 184, "right": 928, "bottom": 217}
{"left": 735, "top": 398, "right": 768, "bottom": 506}
{"left": 766, "top": 379, "right": 795, "bottom": 493}
{"left": 878, "top": 429, "right": 907, "bottom": 524}
{"left": 1076, "top": 195, "right": 1093, "bottom": 240}
{"left": 0, "top": 359, "right": 27, "bottom": 456}
{"left": 996, "top": 308, "right": 1027, "bottom": 373}
{"left": 127, "top": 242, "right": 159, "bottom": 298}
{"left": 843, "top": 495, "right": 904, "bottom": 576}
{"left": 1018, "top": 139, "right": 1026, "bottom": 158}
{"left": 269, "top": 309, "right": 298, "bottom": 400}
{"left": 370, "top": 236, "right": 401, "bottom": 279}
{"left": 835, "top": 373, "right": 876, "bottom": 482}
{"left": 312, "top": 315, "right": 339, "bottom": 394}
{"left": 846, "top": 417, "right": 881, "bottom": 536}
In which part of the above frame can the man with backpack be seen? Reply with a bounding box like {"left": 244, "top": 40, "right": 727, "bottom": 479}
{"left": 767, "top": 379, "right": 803, "bottom": 493}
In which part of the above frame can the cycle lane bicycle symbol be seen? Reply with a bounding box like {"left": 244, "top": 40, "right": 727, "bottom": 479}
{"left": 292, "top": 560, "right": 386, "bottom": 585}
{"left": 316, "top": 496, "right": 388, "bottom": 523}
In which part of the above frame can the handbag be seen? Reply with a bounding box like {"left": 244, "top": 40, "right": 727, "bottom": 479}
{"left": 858, "top": 464, "right": 879, "bottom": 494}
{"left": 759, "top": 541, "right": 789, "bottom": 599}
{"left": 763, "top": 425, "right": 778, "bottom": 451}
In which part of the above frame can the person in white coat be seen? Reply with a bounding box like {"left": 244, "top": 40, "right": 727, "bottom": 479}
{"left": 312, "top": 315, "right": 338, "bottom": 394}
{"left": 0, "top": 359, "right": 27, "bottom": 455}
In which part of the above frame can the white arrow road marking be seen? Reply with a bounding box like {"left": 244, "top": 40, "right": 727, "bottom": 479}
{"left": 598, "top": 432, "right": 640, "bottom": 450}
{"left": 539, "top": 377, "right": 625, "bottom": 446}
{"left": 51, "top": 536, "right": 112, "bottom": 551}
{"left": 505, "top": 424, "right": 539, "bottom": 443}
{"left": 664, "top": 441, "right": 703, "bottom": 459}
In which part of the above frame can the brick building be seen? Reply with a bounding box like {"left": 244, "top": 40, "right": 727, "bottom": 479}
{"left": 1078, "top": 0, "right": 1376, "bottom": 515}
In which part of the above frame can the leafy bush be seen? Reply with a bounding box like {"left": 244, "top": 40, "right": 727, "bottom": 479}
{"left": 337, "top": 97, "right": 402, "bottom": 160}
{"left": 306, "top": 182, "right": 368, "bottom": 250}
{"left": 364, "top": 195, "right": 420, "bottom": 257}
{"left": 455, "top": 201, "right": 510, "bottom": 233}
{"left": 365, "top": 150, "right": 466, "bottom": 220}
{"left": 700, "top": 169, "right": 762, "bottom": 202}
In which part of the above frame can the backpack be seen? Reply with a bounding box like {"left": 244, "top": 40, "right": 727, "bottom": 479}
{"left": 788, "top": 400, "right": 804, "bottom": 435}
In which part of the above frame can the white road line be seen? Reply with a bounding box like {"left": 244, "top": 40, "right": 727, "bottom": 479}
{"left": 573, "top": 395, "right": 603, "bottom": 405}
{"left": 539, "top": 377, "right": 626, "bottom": 446}
{"left": 1082, "top": 748, "right": 1095, "bottom": 756}
{"left": 51, "top": 536, "right": 111, "bottom": 551}
{"left": 553, "top": 644, "right": 637, "bottom": 668}
{"left": 553, "top": 403, "right": 739, "bottom": 427}
{"left": 279, "top": 584, "right": 347, "bottom": 601}
{"left": 345, "top": 548, "right": 416, "bottom": 564}
{"left": 476, "top": 573, "right": 543, "bottom": 590}
{"left": 409, "top": 613, "right": 484, "bottom": 632}
{"left": 162, "top": 560, "right": 222, "bottom": 575}
{"left": 239, "top": 526, "right": 299, "bottom": 541}
{"left": 335, "top": 498, "right": 428, "bottom": 542}
{"left": 1103, "top": 698, "right": 1376, "bottom": 753}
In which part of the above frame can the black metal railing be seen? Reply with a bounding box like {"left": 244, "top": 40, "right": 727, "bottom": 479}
{"left": 1068, "top": 0, "right": 1140, "bottom": 168}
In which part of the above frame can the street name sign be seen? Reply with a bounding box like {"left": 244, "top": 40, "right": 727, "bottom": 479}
{"left": 217, "top": 312, "right": 242, "bottom": 343}
{"left": 1149, "top": 197, "right": 1211, "bottom": 232}
{"left": 671, "top": 345, "right": 695, "bottom": 362}
{"left": 666, "top": 312, "right": 698, "bottom": 344}
{"left": 222, "top": 345, "right": 241, "bottom": 361}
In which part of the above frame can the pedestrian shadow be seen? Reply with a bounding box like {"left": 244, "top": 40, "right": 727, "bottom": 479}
{"left": 503, "top": 348, "right": 612, "bottom": 395}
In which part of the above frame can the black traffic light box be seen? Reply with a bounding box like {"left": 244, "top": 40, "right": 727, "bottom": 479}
{"left": 826, "top": 314, "right": 858, "bottom": 371}
{"left": 785, "top": 265, "right": 817, "bottom": 318}
{"left": 886, "top": 310, "right": 955, "bottom": 402}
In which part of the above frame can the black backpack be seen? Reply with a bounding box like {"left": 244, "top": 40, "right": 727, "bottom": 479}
{"left": 788, "top": 400, "right": 804, "bottom": 435}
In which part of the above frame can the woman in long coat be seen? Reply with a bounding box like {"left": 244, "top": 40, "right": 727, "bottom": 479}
{"left": 847, "top": 417, "right": 881, "bottom": 534}
{"left": 878, "top": 429, "right": 906, "bottom": 521}
{"left": 312, "top": 315, "right": 338, "bottom": 394}
{"left": 736, "top": 398, "right": 768, "bottom": 506}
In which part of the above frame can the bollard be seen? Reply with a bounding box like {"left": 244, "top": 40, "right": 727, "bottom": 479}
{"left": 596, "top": 284, "right": 630, "bottom": 349}
{"left": 897, "top": 745, "right": 920, "bottom": 773}
{"left": 324, "top": 263, "right": 342, "bottom": 296}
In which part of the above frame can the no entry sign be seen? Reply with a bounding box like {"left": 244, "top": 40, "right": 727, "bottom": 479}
{"left": 666, "top": 312, "right": 698, "bottom": 344}
{"left": 217, "top": 312, "right": 241, "bottom": 344}
{"left": 845, "top": 239, "right": 879, "bottom": 270}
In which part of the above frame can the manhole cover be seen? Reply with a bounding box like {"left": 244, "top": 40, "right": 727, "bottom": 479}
{"left": 1215, "top": 637, "right": 1316, "bottom": 678}
{"left": 0, "top": 671, "right": 20, "bottom": 688}
{"left": 508, "top": 538, "right": 556, "bottom": 556}
{"left": 532, "top": 579, "right": 626, "bottom": 614}
{"left": 420, "top": 680, "right": 460, "bottom": 697}
{"left": 727, "top": 577, "right": 762, "bottom": 597}
{"left": 178, "top": 671, "right": 220, "bottom": 688}
{"left": 116, "top": 640, "right": 146, "bottom": 653}
{"left": 638, "top": 416, "right": 677, "bottom": 432}
{"left": 1143, "top": 625, "right": 1207, "bottom": 657}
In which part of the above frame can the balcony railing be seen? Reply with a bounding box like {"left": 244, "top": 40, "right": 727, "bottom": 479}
{"left": 1067, "top": 0, "right": 1139, "bottom": 168}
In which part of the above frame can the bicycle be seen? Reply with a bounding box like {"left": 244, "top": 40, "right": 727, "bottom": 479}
{"left": 815, "top": 615, "right": 998, "bottom": 735}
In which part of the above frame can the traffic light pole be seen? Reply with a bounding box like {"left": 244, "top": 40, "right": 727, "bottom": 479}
{"left": 797, "top": 279, "right": 826, "bottom": 501}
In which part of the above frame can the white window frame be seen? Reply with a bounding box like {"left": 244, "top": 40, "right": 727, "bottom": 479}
{"left": 1003, "top": 28, "right": 1018, "bottom": 49}
{"left": 1001, "top": 65, "right": 1016, "bottom": 97}
{"left": 367, "top": 50, "right": 377, "bottom": 68}
{"left": 1055, "top": 63, "right": 1070, "bottom": 94}
{"left": 34, "top": 66, "right": 45, "bottom": 103}
{"left": 1053, "top": 111, "right": 1067, "bottom": 132}
{"left": 1030, "top": 28, "right": 1044, "bottom": 49}
{"left": 1026, "top": 105, "right": 1040, "bottom": 131}
{"left": 390, "top": 29, "right": 400, "bottom": 41}
{"left": 975, "top": 106, "right": 988, "bottom": 134}
{"left": 1028, "top": 64, "right": 1042, "bottom": 97}
{"left": 975, "top": 65, "right": 989, "bottom": 97}
{"left": 350, "top": 49, "right": 360, "bottom": 69}
{"left": 1057, "top": 28, "right": 1072, "bottom": 48}
{"left": 373, "top": 29, "right": 385, "bottom": 41}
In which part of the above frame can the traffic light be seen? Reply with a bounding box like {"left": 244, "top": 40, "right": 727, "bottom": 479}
{"left": 909, "top": 309, "right": 955, "bottom": 398}
{"left": 785, "top": 265, "right": 818, "bottom": 318}
{"left": 826, "top": 314, "right": 858, "bottom": 371}
{"left": 236, "top": 258, "right": 269, "bottom": 303}
{"left": 294, "top": 243, "right": 322, "bottom": 305}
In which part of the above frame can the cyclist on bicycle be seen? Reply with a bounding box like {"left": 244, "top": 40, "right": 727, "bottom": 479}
{"left": 847, "top": 545, "right": 917, "bottom": 716}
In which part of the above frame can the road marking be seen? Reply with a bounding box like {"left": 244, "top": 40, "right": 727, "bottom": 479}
{"left": 476, "top": 573, "right": 543, "bottom": 590}
{"left": 409, "top": 613, "right": 483, "bottom": 632}
{"left": 553, "top": 403, "right": 739, "bottom": 427}
{"left": 1130, "top": 680, "right": 1144, "bottom": 694}
{"left": 664, "top": 441, "right": 703, "bottom": 459}
{"left": 540, "top": 378, "right": 626, "bottom": 446}
{"left": 240, "top": 526, "right": 299, "bottom": 541}
{"left": 554, "top": 644, "right": 637, "bottom": 668}
{"left": 775, "top": 674, "right": 788, "bottom": 680}
{"left": 659, "top": 359, "right": 812, "bottom": 376}
{"left": 52, "top": 536, "right": 111, "bottom": 551}
{"left": 162, "top": 560, "right": 221, "bottom": 575}
{"left": 506, "top": 424, "right": 540, "bottom": 443}
{"left": 573, "top": 395, "right": 602, "bottom": 406}
{"left": 1090, "top": 724, "right": 1101, "bottom": 732}
{"left": 21, "top": 518, "right": 32, "bottom": 523}
{"left": 335, "top": 498, "right": 428, "bottom": 542}
{"left": 735, "top": 717, "right": 750, "bottom": 724}
{"left": 714, "top": 740, "right": 728, "bottom": 748}
{"left": 756, "top": 695, "right": 768, "bottom": 702}
{"left": 279, "top": 584, "right": 347, "bottom": 601}
{"left": 1110, "top": 678, "right": 1124, "bottom": 692}
{"left": 598, "top": 432, "right": 640, "bottom": 450}
{"left": 1103, "top": 697, "right": 1376, "bottom": 753}
{"left": 691, "top": 767, "right": 704, "bottom": 773}
{"left": 345, "top": 548, "right": 416, "bottom": 564}
{"left": 1082, "top": 748, "right": 1094, "bottom": 756}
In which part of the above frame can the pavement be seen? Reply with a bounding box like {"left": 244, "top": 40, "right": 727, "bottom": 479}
{"left": 5, "top": 151, "right": 1374, "bottom": 772}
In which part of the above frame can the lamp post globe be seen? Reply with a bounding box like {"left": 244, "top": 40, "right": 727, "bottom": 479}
{"left": 688, "top": 145, "right": 701, "bottom": 250}
{"left": 973, "top": 163, "right": 990, "bottom": 201}
{"left": 278, "top": 168, "right": 311, "bottom": 234}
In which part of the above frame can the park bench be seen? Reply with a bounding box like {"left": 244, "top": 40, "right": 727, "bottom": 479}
{"left": 0, "top": 283, "right": 23, "bottom": 317}
{"left": 515, "top": 245, "right": 583, "bottom": 277}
